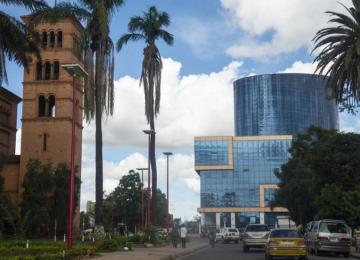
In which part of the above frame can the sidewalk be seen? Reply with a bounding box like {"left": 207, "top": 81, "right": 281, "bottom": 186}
{"left": 352, "top": 247, "right": 360, "bottom": 259}
{"left": 95, "top": 237, "right": 209, "bottom": 260}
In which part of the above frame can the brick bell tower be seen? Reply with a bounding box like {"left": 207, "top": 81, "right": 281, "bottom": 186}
{"left": 19, "top": 17, "right": 84, "bottom": 229}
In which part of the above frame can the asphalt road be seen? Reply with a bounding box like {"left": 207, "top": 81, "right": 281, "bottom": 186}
{"left": 180, "top": 242, "right": 357, "bottom": 260}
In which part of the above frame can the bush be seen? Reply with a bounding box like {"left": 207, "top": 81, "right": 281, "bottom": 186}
{"left": 0, "top": 242, "right": 97, "bottom": 259}
{"left": 96, "top": 239, "right": 119, "bottom": 252}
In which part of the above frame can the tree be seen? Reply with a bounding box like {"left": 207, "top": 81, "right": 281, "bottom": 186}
{"left": 30, "top": 0, "right": 125, "bottom": 226}
{"left": 116, "top": 6, "right": 174, "bottom": 223}
{"left": 102, "top": 169, "right": 169, "bottom": 232}
{"left": 0, "top": 0, "right": 47, "bottom": 85}
{"left": 271, "top": 126, "right": 360, "bottom": 226}
{"left": 313, "top": 0, "right": 360, "bottom": 112}
{"left": 20, "top": 160, "right": 80, "bottom": 238}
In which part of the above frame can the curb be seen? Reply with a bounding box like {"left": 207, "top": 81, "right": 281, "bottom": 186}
{"left": 160, "top": 244, "right": 210, "bottom": 260}
{"left": 351, "top": 254, "right": 360, "bottom": 259}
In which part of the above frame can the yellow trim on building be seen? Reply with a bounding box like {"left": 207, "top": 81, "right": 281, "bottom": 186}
{"left": 233, "top": 135, "right": 292, "bottom": 141}
{"left": 259, "top": 184, "right": 279, "bottom": 208}
{"left": 194, "top": 136, "right": 233, "bottom": 171}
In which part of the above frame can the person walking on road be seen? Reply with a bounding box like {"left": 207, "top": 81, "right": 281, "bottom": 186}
{"left": 355, "top": 226, "right": 360, "bottom": 253}
{"left": 180, "top": 225, "right": 188, "bottom": 248}
{"left": 171, "top": 225, "right": 180, "bottom": 248}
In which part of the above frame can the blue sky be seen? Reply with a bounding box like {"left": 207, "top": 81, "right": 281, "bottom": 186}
{"left": 3, "top": 0, "right": 360, "bottom": 220}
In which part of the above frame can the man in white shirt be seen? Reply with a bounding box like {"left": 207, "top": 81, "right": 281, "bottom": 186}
{"left": 180, "top": 225, "right": 188, "bottom": 248}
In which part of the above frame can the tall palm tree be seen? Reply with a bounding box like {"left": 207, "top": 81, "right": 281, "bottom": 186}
{"left": 30, "top": 0, "right": 124, "bottom": 225}
{"left": 116, "top": 6, "right": 173, "bottom": 223}
{"left": 0, "top": 0, "right": 47, "bottom": 86}
{"left": 313, "top": 0, "right": 360, "bottom": 108}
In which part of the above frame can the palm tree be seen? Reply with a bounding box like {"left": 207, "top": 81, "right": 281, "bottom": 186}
{"left": 116, "top": 6, "right": 173, "bottom": 223}
{"left": 30, "top": 0, "right": 124, "bottom": 225}
{"left": 0, "top": 0, "right": 47, "bottom": 86}
{"left": 313, "top": 0, "right": 360, "bottom": 109}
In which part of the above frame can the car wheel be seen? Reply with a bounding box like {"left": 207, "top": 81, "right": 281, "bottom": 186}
{"left": 235, "top": 240, "right": 239, "bottom": 244}
{"left": 344, "top": 253, "right": 350, "bottom": 258}
{"left": 243, "top": 245, "right": 248, "bottom": 252}
{"left": 302, "top": 256, "right": 308, "bottom": 260}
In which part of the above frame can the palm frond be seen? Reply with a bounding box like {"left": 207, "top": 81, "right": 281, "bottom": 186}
{"left": 0, "top": 11, "right": 40, "bottom": 85}
{"left": 312, "top": 1, "right": 360, "bottom": 106}
{"left": 157, "top": 29, "right": 174, "bottom": 45}
{"left": 116, "top": 33, "right": 145, "bottom": 51}
{"left": 29, "top": 2, "right": 90, "bottom": 26}
{"left": 128, "top": 16, "right": 145, "bottom": 32}
{"left": 0, "top": 0, "right": 48, "bottom": 10}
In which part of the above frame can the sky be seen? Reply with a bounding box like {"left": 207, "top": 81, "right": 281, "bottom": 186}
{"left": 3, "top": 0, "right": 360, "bottom": 221}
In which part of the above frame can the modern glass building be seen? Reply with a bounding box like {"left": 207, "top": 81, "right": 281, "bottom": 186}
{"left": 195, "top": 74, "right": 339, "bottom": 229}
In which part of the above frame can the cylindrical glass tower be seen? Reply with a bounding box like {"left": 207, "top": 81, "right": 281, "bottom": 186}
{"left": 234, "top": 73, "right": 339, "bottom": 136}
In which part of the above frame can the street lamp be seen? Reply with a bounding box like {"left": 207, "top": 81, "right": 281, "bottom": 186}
{"left": 61, "top": 63, "right": 87, "bottom": 249}
{"left": 143, "top": 129, "right": 155, "bottom": 225}
{"left": 136, "top": 167, "right": 148, "bottom": 229}
{"left": 163, "top": 152, "right": 173, "bottom": 233}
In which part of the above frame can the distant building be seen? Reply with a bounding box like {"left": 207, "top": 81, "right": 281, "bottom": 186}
{"left": 0, "top": 16, "right": 85, "bottom": 231}
{"left": 195, "top": 74, "right": 339, "bottom": 229}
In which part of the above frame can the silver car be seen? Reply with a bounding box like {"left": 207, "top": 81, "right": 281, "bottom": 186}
{"left": 306, "top": 219, "right": 351, "bottom": 257}
{"left": 243, "top": 224, "right": 269, "bottom": 252}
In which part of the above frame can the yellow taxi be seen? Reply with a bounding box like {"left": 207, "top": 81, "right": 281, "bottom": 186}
{"left": 265, "top": 229, "right": 307, "bottom": 260}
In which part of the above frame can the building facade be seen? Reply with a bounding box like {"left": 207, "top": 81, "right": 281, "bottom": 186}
{"left": 0, "top": 16, "right": 84, "bottom": 230}
{"left": 195, "top": 74, "right": 339, "bottom": 229}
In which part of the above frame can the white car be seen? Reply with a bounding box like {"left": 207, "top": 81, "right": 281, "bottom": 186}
{"left": 243, "top": 224, "right": 269, "bottom": 252}
{"left": 221, "top": 228, "right": 240, "bottom": 243}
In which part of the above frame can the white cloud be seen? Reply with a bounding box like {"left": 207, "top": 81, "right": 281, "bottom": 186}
{"left": 279, "top": 61, "right": 317, "bottom": 74}
{"left": 80, "top": 141, "right": 200, "bottom": 218}
{"left": 83, "top": 58, "right": 242, "bottom": 149}
{"left": 220, "top": 0, "right": 351, "bottom": 59}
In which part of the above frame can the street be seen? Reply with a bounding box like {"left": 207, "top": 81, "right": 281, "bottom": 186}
{"left": 180, "top": 242, "right": 358, "bottom": 260}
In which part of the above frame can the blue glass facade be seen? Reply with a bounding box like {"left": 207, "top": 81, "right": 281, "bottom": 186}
{"left": 195, "top": 140, "right": 229, "bottom": 166}
{"left": 195, "top": 73, "right": 339, "bottom": 229}
{"left": 234, "top": 74, "right": 339, "bottom": 136}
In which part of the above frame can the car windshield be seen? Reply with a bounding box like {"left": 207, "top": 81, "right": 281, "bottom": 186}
{"left": 319, "top": 222, "right": 348, "bottom": 234}
{"left": 271, "top": 230, "right": 302, "bottom": 238}
{"left": 246, "top": 225, "right": 269, "bottom": 232}
{"left": 228, "top": 229, "right": 238, "bottom": 232}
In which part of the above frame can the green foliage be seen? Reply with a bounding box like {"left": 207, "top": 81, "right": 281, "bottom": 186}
{"left": 0, "top": 155, "right": 18, "bottom": 239}
{"left": 96, "top": 239, "right": 119, "bottom": 252}
{"left": 271, "top": 126, "right": 360, "bottom": 226}
{"left": 0, "top": 242, "right": 96, "bottom": 260}
{"left": 102, "top": 170, "right": 169, "bottom": 232}
{"left": 312, "top": 0, "right": 360, "bottom": 111}
{"left": 20, "top": 160, "right": 80, "bottom": 238}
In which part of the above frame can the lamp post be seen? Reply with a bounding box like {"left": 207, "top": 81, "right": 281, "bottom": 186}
{"left": 143, "top": 129, "right": 155, "bottom": 225}
{"left": 136, "top": 167, "right": 148, "bottom": 229}
{"left": 163, "top": 152, "right": 173, "bottom": 233}
{"left": 61, "top": 64, "right": 87, "bottom": 249}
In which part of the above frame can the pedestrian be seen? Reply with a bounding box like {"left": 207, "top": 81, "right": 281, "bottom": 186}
{"left": 171, "top": 225, "right": 180, "bottom": 248}
{"left": 180, "top": 225, "right": 188, "bottom": 248}
{"left": 209, "top": 230, "right": 216, "bottom": 248}
{"left": 355, "top": 226, "right": 360, "bottom": 253}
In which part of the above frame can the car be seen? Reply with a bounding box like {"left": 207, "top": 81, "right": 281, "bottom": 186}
{"left": 305, "top": 219, "right": 351, "bottom": 257}
{"left": 265, "top": 229, "right": 307, "bottom": 260}
{"left": 221, "top": 227, "right": 240, "bottom": 243}
{"left": 243, "top": 224, "right": 270, "bottom": 252}
{"left": 215, "top": 229, "right": 223, "bottom": 242}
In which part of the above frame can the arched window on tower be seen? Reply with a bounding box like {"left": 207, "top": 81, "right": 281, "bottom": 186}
{"left": 53, "top": 61, "right": 59, "bottom": 80}
{"left": 57, "top": 31, "right": 63, "bottom": 47}
{"left": 38, "top": 95, "right": 46, "bottom": 117}
{"left": 49, "top": 31, "right": 55, "bottom": 48}
{"left": 42, "top": 31, "right": 48, "bottom": 47}
{"left": 48, "top": 95, "right": 56, "bottom": 117}
{"left": 36, "top": 61, "right": 42, "bottom": 80}
{"left": 44, "top": 61, "right": 51, "bottom": 80}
